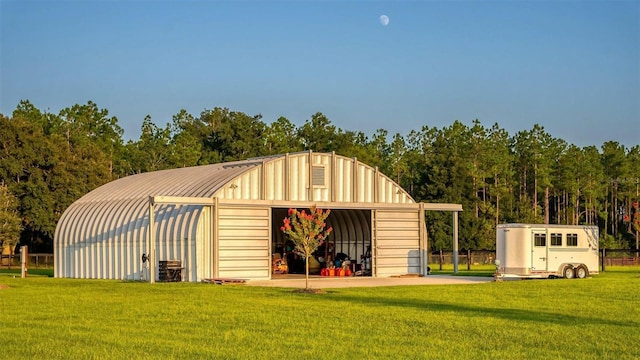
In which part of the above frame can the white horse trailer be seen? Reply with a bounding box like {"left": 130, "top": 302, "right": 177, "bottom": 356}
{"left": 496, "top": 224, "right": 599, "bottom": 279}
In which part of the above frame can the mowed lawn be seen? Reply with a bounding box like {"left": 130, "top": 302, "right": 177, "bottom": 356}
{"left": 1, "top": 268, "right": 638, "bottom": 360}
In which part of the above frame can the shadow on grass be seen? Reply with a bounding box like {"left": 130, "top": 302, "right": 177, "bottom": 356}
{"left": 430, "top": 271, "right": 495, "bottom": 277}
{"left": 0, "top": 268, "right": 54, "bottom": 277}
{"left": 328, "top": 293, "right": 634, "bottom": 328}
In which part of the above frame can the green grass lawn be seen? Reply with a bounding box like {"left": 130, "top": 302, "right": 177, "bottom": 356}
{"left": 1, "top": 268, "right": 639, "bottom": 360}
{"left": 430, "top": 263, "right": 497, "bottom": 277}
{"left": 0, "top": 268, "right": 54, "bottom": 277}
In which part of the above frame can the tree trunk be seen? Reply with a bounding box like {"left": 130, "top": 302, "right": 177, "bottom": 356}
{"left": 473, "top": 170, "right": 478, "bottom": 218}
{"left": 533, "top": 163, "right": 538, "bottom": 216}
{"left": 523, "top": 167, "right": 527, "bottom": 208}
{"left": 544, "top": 186, "right": 550, "bottom": 224}
{"left": 575, "top": 178, "right": 580, "bottom": 224}
{"left": 496, "top": 193, "right": 500, "bottom": 226}
{"left": 611, "top": 182, "right": 616, "bottom": 236}
{"left": 604, "top": 197, "right": 609, "bottom": 239}
{"left": 556, "top": 191, "right": 561, "bottom": 224}
{"left": 305, "top": 255, "right": 310, "bottom": 290}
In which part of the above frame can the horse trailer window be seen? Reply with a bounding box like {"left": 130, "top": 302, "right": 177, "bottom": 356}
{"left": 567, "top": 234, "right": 578, "bottom": 246}
{"left": 551, "top": 233, "right": 562, "bottom": 246}
{"left": 534, "top": 233, "right": 546, "bottom": 247}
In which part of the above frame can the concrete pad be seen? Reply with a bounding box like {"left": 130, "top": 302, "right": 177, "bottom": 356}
{"left": 246, "top": 275, "right": 493, "bottom": 288}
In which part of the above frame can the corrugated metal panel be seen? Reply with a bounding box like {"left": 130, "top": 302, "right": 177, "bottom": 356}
{"left": 356, "top": 165, "right": 375, "bottom": 203}
{"left": 374, "top": 209, "right": 421, "bottom": 276}
{"left": 217, "top": 206, "right": 271, "bottom": 279}
{"left": 263, "top": 158, "right": 285, "bottom": 200}
{"left": 329, "top": 209, "right": 372, "bottom": 264}
{"left": 196, "top": 206, "right": 213, "bottom": 281}
{"left": 153, "top": 204, "right": 211, "bottom": 282}
{"left": 333, "top": 157, "right": 353, "bottom": 202}
{"left": 216, "top": 167, "right": 263, "bottom": 200}
{"left": 213, "top": 152, "right": 414, "bottom": 205}
{"left": 288, "top": 154, "right": 309, "bottom": 202}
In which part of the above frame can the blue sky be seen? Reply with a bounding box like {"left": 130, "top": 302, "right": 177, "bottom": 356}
{"left": 1, "top": 0, "right": 638, "bottom": 147}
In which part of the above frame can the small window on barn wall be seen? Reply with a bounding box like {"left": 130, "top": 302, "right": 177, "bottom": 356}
{"left": 551, "top": 233, "right": 562, "bottom": 246}
{"left": 567, "top": 234, "right": 578, "bottom": 247}
{"left": 312, "top": 166, "right": 326, "bottom": 187}
{"left": 534, "top": 233, "right": 546, "bottom": 247}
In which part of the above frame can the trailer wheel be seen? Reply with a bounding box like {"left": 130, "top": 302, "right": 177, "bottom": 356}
{"left": 575, "top": 265, "right": 589, "bottom": 279}
{"left": 563, "top": 265, "right": 575, "bottom": 279}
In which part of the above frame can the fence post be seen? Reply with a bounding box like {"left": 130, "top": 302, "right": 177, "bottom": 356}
{"left": 467, "top": 249, "right": 471, "bottom": 271}
{"left": 601, "top": 248, "right": 606, "bottom": 272}
{"left": 20, "top": 246, "right": 28, "bottom": 278}
{"left": 439, "top": 249, "right": 443, "bottom": 270}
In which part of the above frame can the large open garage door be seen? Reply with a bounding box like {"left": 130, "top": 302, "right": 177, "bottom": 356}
{"left": 374, "top": 209, "right": 421, "bottom": 277}
{"left": 271, "top": 208, "right": 372, "bottom": 277}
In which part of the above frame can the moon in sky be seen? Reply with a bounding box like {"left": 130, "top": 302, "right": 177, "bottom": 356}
{"left": 379, "top": 15, "right": 389, "bottom": 26}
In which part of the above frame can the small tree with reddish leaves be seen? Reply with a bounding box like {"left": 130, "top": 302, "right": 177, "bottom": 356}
{"left": 280, "top": 205, "right": 333, "bottom": 289}
{"left": 624, "top": 201, "right": 640, "bottom": 251}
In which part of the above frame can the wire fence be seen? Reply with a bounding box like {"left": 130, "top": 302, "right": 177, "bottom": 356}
{"left": 600, "top": 249, "right": 640, "bottom": 270}
{"left": 429, "top": 250, "right": 496, "bottom": 271}
{"left": 1, "top": 253, "right": 54, "bottom": 269}
{"left": 429, "top": 249, "right": 640, "bottom": 271}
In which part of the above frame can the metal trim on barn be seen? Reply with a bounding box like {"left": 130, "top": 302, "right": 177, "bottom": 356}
{"left": 54, "top": 151, "right": 462, "bottom": 282}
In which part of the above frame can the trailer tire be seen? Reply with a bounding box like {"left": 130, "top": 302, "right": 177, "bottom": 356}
{"left": 575, "top": 265, "right": 589, "bottom": 279}
{"left": 563, "top": 265, "right": 575, "bottom": 279}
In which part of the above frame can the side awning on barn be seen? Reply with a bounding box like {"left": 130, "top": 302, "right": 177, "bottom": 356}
{"left": 420, "top": 202, "right": 463, "bottom": 274}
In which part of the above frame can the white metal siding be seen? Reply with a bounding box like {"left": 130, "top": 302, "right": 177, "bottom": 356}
{"left": 496, "top": 225, "right": 532, "bottom": 275}
{"left": 264, "top": 159, "right": 285, "bottom": 200}
{"left": 196, "top": 206, "right": 213, "bottom": 281}
{"left": 546, "top": 226, "right": 599, "bottom": 273}
{"left": 377, "top": 176, "right": 412, "bottom": 204}
{"left": 217, "top": 206, "right": 271, "bottom": 279}
{"left": 374, "top": 209, "right": 421, "bottom": 276}
{"left": 333, "top": 157, "right": 353, "bottom": 202}
{"left": 212, "top": 152, "right": 413, "bottom": 205}
{"left": 56, "top": 201, "right": 210, "bottom": 281}
{"left": 357, "top": 166, "right": 375, "bottom": 203}
{"left": 153, "top": 204, "right": 212, "bottom": 282}
{"left": 288, "top": 155, "right": 309, "bottom": 201}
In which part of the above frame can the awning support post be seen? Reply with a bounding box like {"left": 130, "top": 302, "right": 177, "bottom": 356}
{"left": 149, "top": 196, "right": 156, "bottom": 283}
{"left": 453, "top": 211, "right": 459, "bottom": 274}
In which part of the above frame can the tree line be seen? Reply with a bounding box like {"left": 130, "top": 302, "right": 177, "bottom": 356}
{"left": 1, "top": 100, "right": 638, "bottom": 253}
